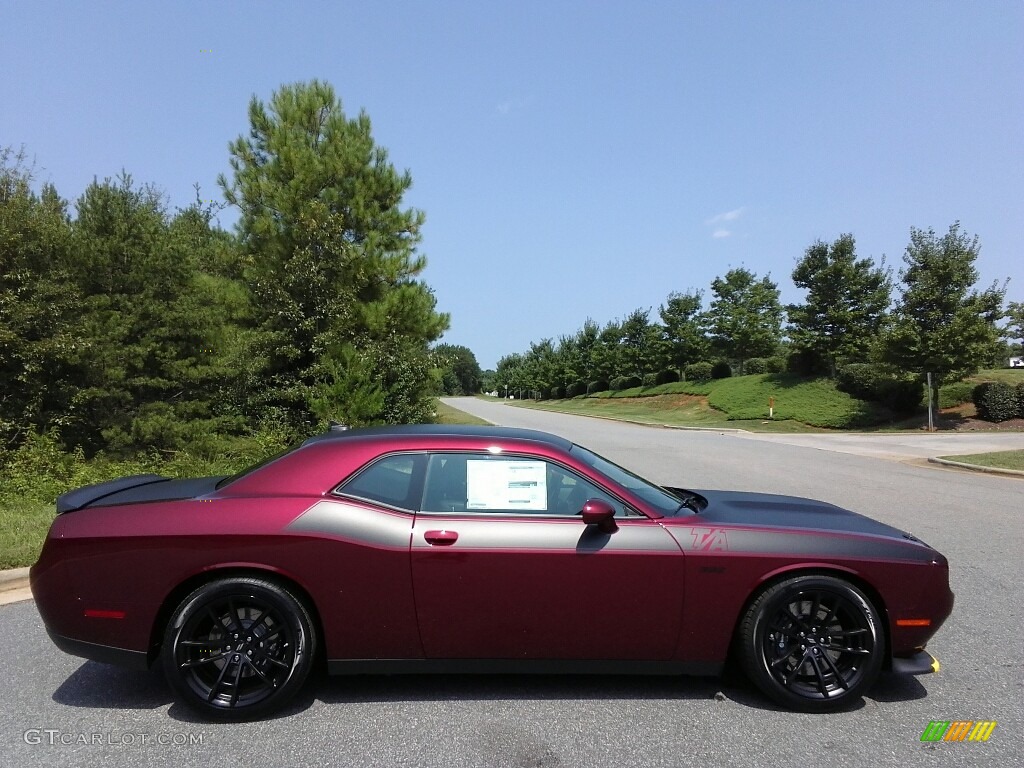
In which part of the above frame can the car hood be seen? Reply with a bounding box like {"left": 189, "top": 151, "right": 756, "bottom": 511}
{"left": 669, "top": 488, "right": 924, "bottom": 543}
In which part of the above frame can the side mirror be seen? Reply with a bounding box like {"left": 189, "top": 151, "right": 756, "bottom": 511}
{"left": 581, "top": 498, "right": 618, "bottom": 533}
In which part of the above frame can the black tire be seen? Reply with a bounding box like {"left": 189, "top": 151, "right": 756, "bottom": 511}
{"left": 738, "top": 575, "right": 884, "bottom": 712}
{"left": 162, "top": 577, "right": 316, "bottom": 721}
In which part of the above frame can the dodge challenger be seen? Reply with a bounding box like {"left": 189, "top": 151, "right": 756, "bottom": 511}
{"left": 31, "top": 425, "right": 953, "bottom": 720}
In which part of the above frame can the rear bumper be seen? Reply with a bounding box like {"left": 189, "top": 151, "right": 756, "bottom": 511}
{"left": 891, "top": 649, "right": 940, "bottom": 675}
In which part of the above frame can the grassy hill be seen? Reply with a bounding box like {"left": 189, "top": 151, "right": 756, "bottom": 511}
{"left": 514, "top": 374, "right": 894, "bottom": 431}
{"left": 513, "top": 367, "right": 1024, "bottom": 432}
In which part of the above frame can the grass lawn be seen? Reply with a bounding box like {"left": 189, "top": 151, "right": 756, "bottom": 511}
{"left": 433, "top": 399, "right": 491, "bottom": 425}
{"left": 0, "top": 500, "right": 54, "bottom": 570}
{"left": 514, "top": 373, "right": 898, "bottom": 431}
{"left": 512, "top": 391, "right": 830, "bottom": 433}
{"left": 972, "top": 368, "right": 1024, "bottom": 385}
{"left": 938, "top": 449, "right": 1024, "bottom": 471}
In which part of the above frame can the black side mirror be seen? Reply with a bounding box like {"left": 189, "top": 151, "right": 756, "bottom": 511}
{"left": 581, "top": 498, "right": 618, "bottom": 533}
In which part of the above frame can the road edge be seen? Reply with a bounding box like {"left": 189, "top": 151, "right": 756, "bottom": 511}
{"left": 927, "top": 457, "right": 1024, "bottom": 477}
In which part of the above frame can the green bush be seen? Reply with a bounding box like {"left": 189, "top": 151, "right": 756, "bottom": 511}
{"left": 710, "top": 361, "right": 732, "bottom": 379}
{"left": 566, "top": 381, "right": 586, "bottom": 398}
{"left": 587, "top": 380, "right": 609, "bottom": 395}
{"left": 655, "top": 369, "right": 680, "bottom": 384}
{"left": 744, "top": 358, "right": 772, "bottom": 374}
{"left": 1017, "top": 382, "right": 1024, "bottom": 418}
{"left": 973, "top": 382, "right": 1018, "bottom": 422}
{"left": 550, "top": 386, "right": 563, "bottom": 400}
{"left": 877, "top": 379, "right": 923, "bottom": 415}
{"left": 685, "top": 362, "right": 714, "bottom": 382}
{"left": 836, "top": 363, "right": 884, "bottom": 400}
{"left": 938, "top": 380, "right": 975, "bottom": 409}
{"left": 610, "top": 375, "right": 642, "bottom": 391}
{"left": 642, "top": 373, "right": 658, "bottom": 387}
{"left": 787, "top": 348, "right": 829, "bottom": 377}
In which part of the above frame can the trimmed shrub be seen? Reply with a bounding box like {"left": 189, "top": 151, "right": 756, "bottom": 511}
{"left": 566, "top": 381, "right": 586, "bottom": 398}
{"left": 877, "top": 379, "right": 924, "bottom": 415}
{"left": 655, "top": 368, "right": 680, "bottom": 384}
{"left": 642, "top": 373, "right": 658, "bottom": 387}
{"left": 550, "top": 386, "right": 563, "bottom": 400}
{"left": 973, "top": 382, "right": 1018, "bottom": 422}
{"left": 938, "top": 380, "right": 975, "bottom": 409}
{"left": 710, "top": 360, "right": 732, "bottom": 380}
{"left": 765, "top": 356, "right": 786, "bottom": 373}
{"left": 836, "top": 363, "right": 885, "bottom": 401}
{"left": 1017, "top": 382, "right": 1024, "bottom": 418}
{"left": 787, "top": 348, "right": 829, "bottom": 377}
{"left": 587, "top": 380, "right": 609, "bottom": 395}
{"left": 611, "top": 375, "right": 642, "bottom": 391}
{"left": 685, "top": 362, "right": 714, "bottom": 382}
{"left": 743, "top": 357, "right": 771, "bottom": 375}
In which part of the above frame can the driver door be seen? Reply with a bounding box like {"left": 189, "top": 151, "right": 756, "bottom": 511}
{"left": 410, "top": 452, "right": 685, "bottom": 660}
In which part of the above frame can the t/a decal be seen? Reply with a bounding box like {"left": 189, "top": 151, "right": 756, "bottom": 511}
{"left": 688, "top": 527, "right": 728, "bottom": 551}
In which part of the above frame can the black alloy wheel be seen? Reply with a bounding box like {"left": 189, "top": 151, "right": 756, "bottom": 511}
{"left": 739, "top": 575, "right": 884, "bottom": 712}
{"left": 162, "top": 577, "right": 316, "bottom": 720}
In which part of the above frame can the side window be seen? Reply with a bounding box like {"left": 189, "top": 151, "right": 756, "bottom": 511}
{"left": 421, "top": 453, "right": 625, "bottom": 516}
{"left": 336, "top": 454, "right": 424, "bottom": 511}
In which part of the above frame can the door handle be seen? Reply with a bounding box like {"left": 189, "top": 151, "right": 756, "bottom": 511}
{"left": 424, "top": 529, "right": 459, "bottom": 546}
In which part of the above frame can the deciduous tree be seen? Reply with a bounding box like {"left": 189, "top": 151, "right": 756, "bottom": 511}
{"left": 658, "top": 290, "right": 709, "bottom": 376}
{"left": 706, "top": 268, "right": 783, "bottom": 374}
{"left": 787, "top": 235, "right": 891, "bottom": 377}
{"left": 881, "top": 223, "right": 1006, "bottom": 405}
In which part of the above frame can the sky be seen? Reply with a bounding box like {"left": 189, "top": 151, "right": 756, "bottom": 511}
{"left": 3, "top": 1, "right": 1022, "bottom": 369}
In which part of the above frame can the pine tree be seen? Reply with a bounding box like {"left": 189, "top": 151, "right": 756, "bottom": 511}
{"left": 219, "top": 80, "right": 449, "bottom": 428}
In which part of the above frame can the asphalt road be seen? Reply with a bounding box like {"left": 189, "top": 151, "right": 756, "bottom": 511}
{"left": 2, "top": 401, "right": 1021, "bottom": 768}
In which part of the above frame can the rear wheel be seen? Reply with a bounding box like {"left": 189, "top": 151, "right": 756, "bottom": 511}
{"left": 162, "top": 577, "right": 316, "bottom": 720}
{"left": 738, "top": 575, "right": 884, "bottom": 712}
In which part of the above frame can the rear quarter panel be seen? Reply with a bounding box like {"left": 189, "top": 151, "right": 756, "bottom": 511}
{"left": 32, "top": 495, "right": 423, "bottom": 662}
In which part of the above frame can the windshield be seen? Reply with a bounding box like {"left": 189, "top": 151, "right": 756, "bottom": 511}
{"left": 570, "top": 444, "right": 683, "bottom": 516}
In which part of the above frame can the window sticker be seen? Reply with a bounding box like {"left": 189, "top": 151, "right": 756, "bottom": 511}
{"left": 466, "top": 460, "right": 547, "bottom": 511}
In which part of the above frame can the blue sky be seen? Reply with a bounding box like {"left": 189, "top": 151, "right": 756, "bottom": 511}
{"left": 3, "top": 1, "right": 1021, "bottom": 369}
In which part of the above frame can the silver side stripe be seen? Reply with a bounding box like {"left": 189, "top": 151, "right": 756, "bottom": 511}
{"left": 287, "top": 501, "right": 681, "bottom": 554}
{"left": 286, "top": 500, "right": 413, "bottom": 549}
{"left": 412, "top": 517, "right": 680, "bottom": 553}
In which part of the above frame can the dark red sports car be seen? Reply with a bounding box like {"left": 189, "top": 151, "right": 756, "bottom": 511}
{"left": 31, "top": 425, "right": 953, "bottom": 719}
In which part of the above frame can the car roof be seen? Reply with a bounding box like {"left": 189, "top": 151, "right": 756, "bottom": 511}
{"left": 300, "top": 424, "right": 574, "bottom": 451}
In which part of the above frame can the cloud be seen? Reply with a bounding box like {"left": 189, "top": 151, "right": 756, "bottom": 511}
{"left": 705, "top": 207, "right": 745, "bottom": 225}
{"left": 496, "top": 97, "right": 529, "bottom": 115}
{"left": 711, "top": 229, "right": 732, "bottom": 239}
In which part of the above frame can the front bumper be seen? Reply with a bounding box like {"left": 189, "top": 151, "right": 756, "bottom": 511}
{"left": 891, "top": 649, "right": 940, "bottom": 675}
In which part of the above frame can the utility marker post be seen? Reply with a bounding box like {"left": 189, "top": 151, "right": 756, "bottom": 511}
{"left": 926, "top": 372, "right": 934, "bottom": 432}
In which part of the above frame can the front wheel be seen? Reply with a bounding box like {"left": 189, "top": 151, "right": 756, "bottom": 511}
{"left": 162, "top": 577, "right": 316, "bottom": 720}
{"left": 738, "top": 575, "right": 884, "bottom": 712}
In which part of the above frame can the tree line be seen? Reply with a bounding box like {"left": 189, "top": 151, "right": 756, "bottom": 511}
{"left": 495, "top": 227, "right": 1017, "bottom": 408}
{"left": 0, "top": 80, "right": 449, "bottom": 457}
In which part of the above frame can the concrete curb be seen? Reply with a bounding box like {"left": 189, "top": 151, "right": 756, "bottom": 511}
{"left": 927, "top": 457, "right": 1024, "bottom": 477}
{"left": 0, "top": 569, "right": 30, "bottom": 606}
{"left": 661, "top": 424, "right": 752, "bottom": 434}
